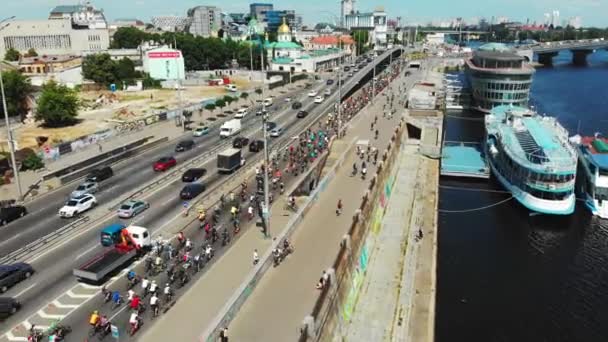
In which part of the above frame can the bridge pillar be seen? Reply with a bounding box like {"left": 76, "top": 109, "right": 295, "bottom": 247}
{"left": 537, "top": 52, "right": 558, "bottom": 66}
{"left": 571, "top": 49, "right": 594, "bottom": 66}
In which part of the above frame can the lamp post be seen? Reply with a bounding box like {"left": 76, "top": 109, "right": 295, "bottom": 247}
{"left": 260, "top": 40, "right": 271, "bottom": 239}
{"left": 336, "top": 32, "right": 343, "bottom": 138}
{"left": 0, "top": 16, "right": 22, "bottom": 200}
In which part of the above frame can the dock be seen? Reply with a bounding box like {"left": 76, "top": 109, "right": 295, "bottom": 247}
{"left": 440, "top": 141, "right": 490, "bottom": 178}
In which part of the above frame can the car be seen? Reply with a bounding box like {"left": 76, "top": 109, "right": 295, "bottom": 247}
{"left": 296, "top": 110, "right": 309, "bottom": 118}
{"left": 182, "top": 168, "right": 207, "bottom": 182}
{"left": 85, "top": 166, "right": 113, "bottom": 183}
{"left": 117, "top": 200, "right": 149, "bottom": 219}
{"left": 193, "top": 126, "right": 210, "bottom": 137}
{"left": 284, "top": 97, "right": 292, "bottom": 102}
{"left": 308, "top": 90, "right": 318, "bottom": 97}
{"left": 0, "top": 297, "right": 20, "bottom": 318}
{"left": 353, "top": 67, "right": 359, "bottom": 71}
{"left": 153, "top": 156, "right": 177, "bottom": 171}
{"left": 249, "top": 140, "right": 264, "bottom": 153}
{"left": 256, "top": 108, "right": 268, "bottom": 116}
{"left": 324, "top": 89, "right": 331, "bottom": 96}
{"left": 314, "top": 96, "right": 324, "bottom": 104}
{"left": 0, "top": 206, "right": 27, "bottom": 226}
{"left": 0, "top": 263, "right": 34, "bottom": 293}
{"left": 348, "top": 72, "right": 354, "bottom": 77}
{"left": 265, "top": 121, "right": 277, "bottom": 131}
{"left": 180, "top": 183, "right": 206, "bottom": 200}
{"left": 344, "top": 66, "right": 350, "bottom": 71}
{"left": 59, "top": 194, "right": 97, "bottom": 218}
{"left": 235, "top": 108, "right": 249, "bottom": 119}
{"left": 263, "top": 98, "right": 273, "bottom": 107}
{"left": 232, "top": 137, "right": 250, "bottom": 149}
{"left": 291, "top": 101, "right": 302, "bottom": 110}
{"left": 70, "top": 181, "right": 98, "bottom": 198}
{"left": 175, "top": 140, "right": 195, "bottom": 152}
{"left": 326, "top": 79, "right": 334, "bottom": 85}
{"left": 270, "top": 127, "right": 283, "bottom": 137}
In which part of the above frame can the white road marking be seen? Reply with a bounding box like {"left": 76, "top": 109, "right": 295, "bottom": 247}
{"left": 52, "top": 300, "right": 78, "bottom": 309}
{"left": 78, "top": 283, "right": 100, "bottom": 290}
{"left": 37, "top": 310, "right": 64, "bottom": 320}
{"left": 66, "top": 290, "right": 93, "bottom": 299}
{"left": 131, "top": 215, "right": 145, "bottom": 225}
{"left": 108, "top": 302, "right": 129, "bottom": 321}
{"left": 4, "top": 331, "right": 27, "bottom": 341}
{"left": 76, "top": 245, "right": 99, "bottom": 260}
{"left": 161, "top": 197, "right": 176, "bottom": 206}
{"left": 13, "top": 283, "right": 37, "bottom": 298}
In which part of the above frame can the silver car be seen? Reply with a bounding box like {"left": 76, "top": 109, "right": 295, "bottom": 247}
{"left": 70, "top": 181, "right": 98, "bottom": 198}
{"left": 117, "top": 200, "right": 149, "bottom": 218}
{"left": 270, "top": 127, "right": 283, "bottom": 137}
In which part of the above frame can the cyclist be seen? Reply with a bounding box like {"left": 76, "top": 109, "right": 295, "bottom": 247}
{"left": 129, "top": 311, "right": 140, "bottom": 333}
{"left": 150, "top": 292, "right": 160, "bottom": 316}
{"left": 127, "top": 270, "right": 136, "bottom": 282}
{"left": 111, "top": 290, "right": 121, "bottom": 306}
{"left": 130, "top": 294, "right": 141, "bottom": 312}
{"left": 141, "top": 276, "right": 150, "bottom": 293}
{"left": 164, "top": 283, "right": 173, "bottom": 301}
{"left": 148, "top": 280, "right": 158, "bottom": 296}
{"left": 89, "top": 310, "right": 100, "bottom": 328}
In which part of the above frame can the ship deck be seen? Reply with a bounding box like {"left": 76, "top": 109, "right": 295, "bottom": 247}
{"left": 441, "top": 141, "right": 490, "bottom": 179}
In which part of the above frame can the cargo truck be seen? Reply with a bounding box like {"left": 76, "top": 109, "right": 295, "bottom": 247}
{"left": 220, "top": 119, "right": 242, "bottom": 138}
{"left": 73, "top": 225, "right": 151, "bottom": 283}
{"left": 217, "top": 148, "right": 245, "bottom": 173}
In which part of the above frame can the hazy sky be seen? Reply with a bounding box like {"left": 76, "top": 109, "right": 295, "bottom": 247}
{"left": 5, "top": 0, "right": 607, "bottom": 27}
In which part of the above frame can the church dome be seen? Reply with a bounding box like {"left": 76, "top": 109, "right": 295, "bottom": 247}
{"left": 278, "top": 17, "right": 290, "bottom": 34}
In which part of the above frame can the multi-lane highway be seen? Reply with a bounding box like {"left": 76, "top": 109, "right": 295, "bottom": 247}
{"left": 0, "top": 47, "right": 404, "bottom": 341}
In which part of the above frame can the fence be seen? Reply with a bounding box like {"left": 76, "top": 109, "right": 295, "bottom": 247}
{"left": 300, "top": 118, "right": 406, "bottom": 341}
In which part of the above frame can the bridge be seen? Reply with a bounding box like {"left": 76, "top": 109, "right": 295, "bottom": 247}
{"left": 515, "top": 39, "right": 608, "bottom": 66}
{"left": 419, "top": 30, "right": 488, "bottom": 35}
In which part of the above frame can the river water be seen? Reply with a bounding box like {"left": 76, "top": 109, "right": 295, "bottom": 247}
{"left": 436, "top": 49, "right": 608, "bottom": 341}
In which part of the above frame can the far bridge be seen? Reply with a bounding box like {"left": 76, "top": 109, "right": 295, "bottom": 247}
{"left": 515, "top": 39, "right": 608, "bottom": 66}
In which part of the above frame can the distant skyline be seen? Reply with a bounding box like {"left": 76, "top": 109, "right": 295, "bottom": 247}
{"left": 5, "top": 0, "right": 608, "bottom": 27}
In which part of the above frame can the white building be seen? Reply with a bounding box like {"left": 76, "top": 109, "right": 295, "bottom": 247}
{"left": 568, "top": 16, "right": 582, "bottom": 29}
{"left": 48, "top": 3, "right": 108, "bottom": 29}
{"left": 142, "top": 46, "right": 185, "bottom": 80}
{"left": 341, "top": 0, "right": 355, "bottom": 27}
{"left": 0, "top": 19, "right": 109, "bottom": 58}
{"left": 344, "top": 8, "right": 387, "bottom": 46}
{"left": 425, "top": 33, "right": 446, "bottom": 46}
{"left": 151, "top": 16, "right": 189, "bottom": 32}
{"left": 187, "top": 6, "right": 221, "bottom": 37}
{"left": 551, "top": 10, "right": 560, "bottom": 27}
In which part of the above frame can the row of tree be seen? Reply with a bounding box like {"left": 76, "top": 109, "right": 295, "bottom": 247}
{"left": 81, "top": 53, "right": 160, "bottom": 87}
{"left": 4, "top": 48, "right": 39, "bottom": 62}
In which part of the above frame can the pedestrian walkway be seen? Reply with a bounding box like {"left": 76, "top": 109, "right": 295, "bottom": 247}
{"left": 343, "top": 144, "right": 421, "bottom": 341}
{"left": 227, "top": 93, "right": 399, "bottom": 342}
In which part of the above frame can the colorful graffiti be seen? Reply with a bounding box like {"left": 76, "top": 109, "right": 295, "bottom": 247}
{"left": 342, "top": 242, "right": 369, "bottom": 322}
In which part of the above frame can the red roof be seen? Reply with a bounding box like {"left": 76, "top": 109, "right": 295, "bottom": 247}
{"left": 310, "top": 35, "right": 354, "bottom": 45}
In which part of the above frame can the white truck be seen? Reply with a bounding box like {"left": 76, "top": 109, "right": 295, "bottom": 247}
{"left": 220, "top": 119, "right": 242, "bottom": 138}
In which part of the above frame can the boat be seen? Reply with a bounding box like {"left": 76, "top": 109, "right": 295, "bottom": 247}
{"left": 485, "top": 105, "right": 578, "bottom": 215}
{"left": 571, "top": 135, "right": 608, "bottom": 219}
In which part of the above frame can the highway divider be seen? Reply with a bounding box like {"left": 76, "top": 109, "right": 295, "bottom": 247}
{"left": 299, "top": 118, "right": 405, "bottom": 341}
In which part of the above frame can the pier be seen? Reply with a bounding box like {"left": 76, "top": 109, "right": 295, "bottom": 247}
{"left": 440, "top": 141, "right": 490, "bottom": 178}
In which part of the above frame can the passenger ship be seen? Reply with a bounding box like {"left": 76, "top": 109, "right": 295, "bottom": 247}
{"left": 570, "top": 135, "right": 608, "bottom": 219}
{"left": 485, "top": 105, "right": 578, "bottom": 215}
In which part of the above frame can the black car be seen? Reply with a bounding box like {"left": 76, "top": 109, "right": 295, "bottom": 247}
{"left": 182, "top": 168, "right": 207, "bottom": 182}
{"left": 179, "top": 183, "right": 206, "bottom": 200}
{"left": 175, "top": 140, "right": 195, "bottom": 152}
{"left": 344, "top": 66, "right": 350, "bottom": 71}
{"left": 296, "top": 110, "right": 309, "bottom": 118}
{"left": 0, "top": 263, "right": 34, "bottom": 293}
{"left": 249, "top": 140, "right": 264, "bottom": 153}
{"left": 0, "top": 206, "right": 27, "bottom": 226}
{"left": 326, "top": 79, "right": 334, "bottom": 85}
{"left": 291, "top": 101, "right": 302, "bottom": 110}
{"left": 0, "top": 297, "right": 20, "bottom": 318}
{"left": 265, "top": 121, "right": 277, "bottom": 131}
{"left": 85, "top": 166, "right": 113, "bottom": 183}
{"left": 232, "top": 137, "right": 250, "bottom": 149}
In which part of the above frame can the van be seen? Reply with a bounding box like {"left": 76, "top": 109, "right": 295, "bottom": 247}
{"left": 235, "top": 108, "right": 248, "bottom": 119}
{"left": 175, "top": 139, "right": 195, "bottom": 152}
{"left": 263, "top": 98, "right": 273, "bottom": 107}
{"left": 0, "top": 298, "right": 20, "bottom": 318}
{"left": 180, "top": 183, "right": 206, "bottom": 200}
{"left": 126, "top": 226, "right": 152, "bottom": 249}
{"left": 100, "top": 223, "right": 127, "bottom": 247}
{"left": 220, "top": 119, "right": 242, "bottom": 138}
{"left": 225, "top": 84, "right": 238, "bottom": 92}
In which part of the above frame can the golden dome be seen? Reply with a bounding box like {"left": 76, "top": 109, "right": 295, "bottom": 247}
{"left": 278, "top": 17, "right": 290, "bottom": 34}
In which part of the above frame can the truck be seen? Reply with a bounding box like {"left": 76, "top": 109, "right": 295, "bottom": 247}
{"left": 73, "top": 225, "right": 151, "bottom": 283}
{"left": 220, "top": 119, "right": 242, "bottom": 138}
{"left": 217, "top": 148, "right": 244, "bottom": 173}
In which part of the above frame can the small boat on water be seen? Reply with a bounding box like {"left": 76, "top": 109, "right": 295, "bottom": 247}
{"left": 485, "top": 105, "right": 578, "bottom": 215}
{"left": 570, "top": 134, "right": 608, "bottom": 219}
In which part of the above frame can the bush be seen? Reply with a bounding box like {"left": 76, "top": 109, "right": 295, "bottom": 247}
{"left": 21, "top": 153, "right": 44, "bottom": 171}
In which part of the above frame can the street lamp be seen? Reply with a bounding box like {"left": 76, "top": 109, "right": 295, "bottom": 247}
{"left": 0, "top": 16, "right": 23, "bottom": 200}
{"left": 259, "top": 39, "right": 271, "bottom": 239}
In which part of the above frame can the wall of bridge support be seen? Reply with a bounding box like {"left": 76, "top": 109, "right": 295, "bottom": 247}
{"left": 571, "top": 49, "right": 594, "bottom": 66}
{"left": 537, "top": 52, "right": 558, "bottom": 66}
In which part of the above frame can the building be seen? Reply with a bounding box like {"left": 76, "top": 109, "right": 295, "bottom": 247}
{"left": 465, "top": 43, "right": 535, "bottom": 113}
{"left": 151, "top": 16, "right": 189, "bottom": 32}
{"left": 187, "top": 6, "right": 221, "bottom": 37}
{"left": 344, "top": 8, "right": 387, "bottom": 46}
{"left": 250, "top": 3, "right": 273, "bottom": 23}
{"left": 307, "top": 35, "right": 356, "bottom": 54}
{"left": 0, "top": 19, "right": 109, "bottom": 58}
{"left": 143, "top": 46, "right": 185, "bottom": 80}
{"left": 265, "top": 19, "right": 303, "bottom": 61}
{"left": 551, "top": 10, "right": 560, "bottom": 28}
{"left": 341, "top": 0, "right": 355, "bottom": 27}
{"left": 425, "top": 33, "right": 446, "bottom": 45}
{"left": 568, "top": 16, "right": 582, "bottom": 29}
{"left": 228, "top": 13, "right": 248, "bottom": 25}
{"left": 82, "top": 48, "right": 143, "bottom": 63}
{"left": 262, "top": 10, "right": 302, "bottom": 32}
{"left": 48, "top": 2, "right": 107, "bottom": 29}
{"left": 110, "top": 18, "right": 146, "bottom": 30}
{"left": 18, "top": 55, "right": 82, "bottom": 74}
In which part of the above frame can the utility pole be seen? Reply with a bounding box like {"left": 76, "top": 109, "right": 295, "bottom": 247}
{"left": 260, "top": 41, "right": 271, "bottom": 239}
{"left": 173, "top": 35, "right": 185, "bottom": 131}
{"left": 0, "top": 16, "right": 22, "bottom": 200}
{"left": 337, "top": 33, "right": 343, "bottom": 138}
{"left": 372, "top": 63, "right": 376, "bottom": 104}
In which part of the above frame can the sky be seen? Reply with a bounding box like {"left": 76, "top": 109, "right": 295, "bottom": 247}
{"left": 4, "top": 0, "right": 608, "bottom": 27}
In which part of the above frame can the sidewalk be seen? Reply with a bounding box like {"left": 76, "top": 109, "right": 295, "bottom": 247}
{"left": 227, "top": 92, "right": 397, "bottom": 341}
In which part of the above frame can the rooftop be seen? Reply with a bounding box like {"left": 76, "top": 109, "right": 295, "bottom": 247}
{"left": 19, "top": 55, "right": 81, "bottom": 65}
{"left": 478, "top": 43, "right": 513, "bottom": 52}
{"left": 579, "top": 136, "right": 608, "bottom": 170}
{"left": 310, "top": 35, "right": 355, "bottom": 45}
{"left": 50, "top": 5, "right": 85, "bottom": 14}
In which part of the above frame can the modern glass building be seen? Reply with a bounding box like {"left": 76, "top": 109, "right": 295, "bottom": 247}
{"left": 465, "top": 43, "right": 535, "bottom": 113}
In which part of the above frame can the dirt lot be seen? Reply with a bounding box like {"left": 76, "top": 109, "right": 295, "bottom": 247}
{"left": 4, "top": 78, "right": 258, "bottom": 149}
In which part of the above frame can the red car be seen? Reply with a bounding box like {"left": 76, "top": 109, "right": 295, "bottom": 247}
{"left": 153, "top": 157, "right": 177, "bottom": 171}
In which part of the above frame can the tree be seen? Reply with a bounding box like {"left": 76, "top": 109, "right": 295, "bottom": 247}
{"left": 215, "top": 99, "right": 226, "bottom": 112}
{"left": 0, "top": 70, "right": 32, "bottom": 119}
{"left": 255, "top": 88, "right": 263, "bottom": 97}
{"left": 4, "top": 48, "right": 20, "bottom": 62}
{"left": 240, "top": 92, "right": 249, "bottom": 100}
{"left": 21, "top": 153, "right": 44, "bottom": 171}
{"left": 111, "top": 27, "right": 148, "bottom": 49}
{"left": 204, "top": 103, "right": 216, "bottom": 114}
{"left": 115, "top": 58, "right": 138, "bottom": 84}
{"left": 223, "top": 95, "right": 235, "bottom": 108}
{"left": 142, "top": 73, "right": 161, "bottom": 89}
{"left": 24, "top": 48, "right": 38, "bottom": 58}
{"left": 82, "top": 54, "right": 118, "bottom": 85}
{"left": 352, "top": 30, "right": 370, "bottom": 56}
{"left": 35, "top": 81, "right": 80, "bottom": 127}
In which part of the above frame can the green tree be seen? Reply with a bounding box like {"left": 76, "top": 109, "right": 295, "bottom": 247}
{"left": 4, "top": 48, "right": 20, "bottom": 61}
{"left": 35, "top": 81, "right": 80, "bottom": 127}
{"left": 111, "top": 27, "right": 148, "bottom": 49}
{"left": 204, "top": 103, "right": 216, "bottom": 114}
{"left": 223, "top": 95, "right": 235, "bottom": 108}
{"left": 352, "top": 30, "right": 370, "bottom": 56}
{"left": 115, "top": 58, "right": 137, "bottom": 84}
{"left": 82, "top": 54, "right": 118, "bottom": 85}
{"left": 24, "top": 48, "right": 38, "bottom": 58}
{"left": 240, "top": 92, "right": 249, "bottom": 100}
{"left": 21, "top": 153, "right": 44, "bottom": 171}
{"left": 142, "top": 73, "right": 161, "bottom": 89}
{"left": 0, "top": 70, "right": 33, "bottom": 119}
{"left": 215, "top": 99, "right": 226, "bottom": 112}
{"left": 254, "top": 88, "right": 263, "bottom": 97}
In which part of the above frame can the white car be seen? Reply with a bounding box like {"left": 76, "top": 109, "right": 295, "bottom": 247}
{"left": 284, "top": 97, "right": 292, "bottom": 102}
{"left": 324, "top": 89, "right": 331, "bottom": 96}
{"left": 314, "top": 96, "right": 324, "bottom": 104}
{"left": 270, "top": 127, "right": 283, "bottom": 137}
{"left": 59, "top": 194, "right": 97, "bottom": 218}
{"left": 235, "top": 108, "right": 248, "bottom": 119}
{"left": 308, "top": 90, "right": 318, "bottom": 97}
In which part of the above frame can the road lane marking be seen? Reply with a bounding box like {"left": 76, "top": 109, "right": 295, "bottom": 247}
{"left": 66, "top": 290, "right": 93, "bottom": 299}
{"left": 161, "top": 197, "right": 176, "bottom": 206}
{"left": 108, "top": 302, "right": 129, "bottom": 321}
{"left": 52, "top": 300, "right": 78, "bottom": 309}
{"left": 78, "top": 283, "right": 100, "bottom": 290}
{"left": 76, "top": 245, "right": 99, "bottom": 260}
{"left": 37, "top": 310, "right": 64, "bottom": 320}
{"left": 0, "top": 233, "right": 22, "bottom": 247}
{"left": 5, "top": 331, "right": 27, "bottom": 342}
{"left": 13, "top": 283, "right": 36, "bottom": 298}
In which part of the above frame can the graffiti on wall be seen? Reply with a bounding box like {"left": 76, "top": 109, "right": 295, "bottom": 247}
{"left": 342, "top": 242, "right": 368, "bottom": 322}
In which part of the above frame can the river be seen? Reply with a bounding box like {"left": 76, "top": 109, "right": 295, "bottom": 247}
{"left": 436, "top": 49, "right": 608, "bottom": 341}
